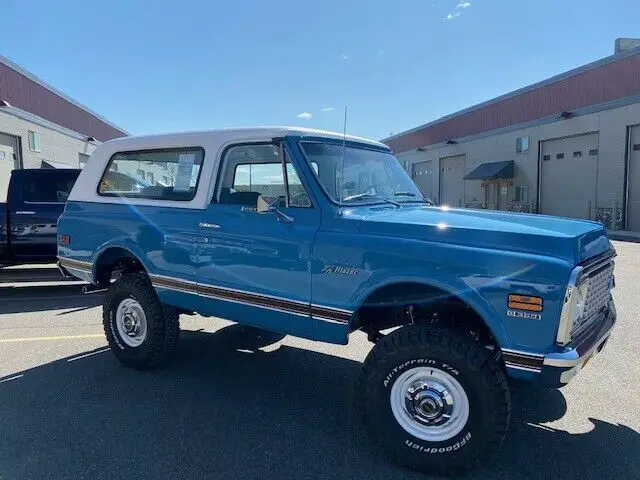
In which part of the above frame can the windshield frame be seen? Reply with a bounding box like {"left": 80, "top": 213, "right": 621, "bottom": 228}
{"left": 297, "top": 138, "right": 423, "bottom": 207}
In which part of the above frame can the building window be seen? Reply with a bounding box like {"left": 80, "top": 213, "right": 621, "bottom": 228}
{"left": 515, "top": 185, "right": 529, "bottom": 203}
{"left": 516, "top": 136, "right": 529, "bottom": 154}
{"left": 543, "top": 154, "right": 551, "bottom": 161}
{"left": 557, "top": 153, "right": 565, "bottom": 159}
{"left": 28, "top": 131, "right": 41, "bottom": 152}
{"left": 589, "top": 149, "right": 599, "bottom": 156}
{"left": 147, "top": 172, "right": 154, "bottom": 184}
{"left": 136, "top": 169, "right": 146, "bottom": 180}
{"left": 162, "top": 175, "right": 168, "bottom": 185}
{"left": 633, "top": 144, "right": 640, "bottom": 151}
{"left": 573, "top": 151, "right": 583, "bottom": 158}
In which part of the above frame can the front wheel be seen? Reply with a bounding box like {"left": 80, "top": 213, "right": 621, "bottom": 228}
{"left": 357, "top": 324, "right": 510, "bottom": 475}
{"left": 102, "top": 272, "right": 179, "bottom": 369}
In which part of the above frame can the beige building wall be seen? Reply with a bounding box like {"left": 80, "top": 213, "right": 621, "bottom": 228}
{"left": 0, "top": 109, "right": 99, "bottom": 201}
{"left": 397, "top": 99, "right": 640, "bottom": 228}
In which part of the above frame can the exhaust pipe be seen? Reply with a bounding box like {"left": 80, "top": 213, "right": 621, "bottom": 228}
{"left": 82, "top": 284, "right": 107, "bottom": 295}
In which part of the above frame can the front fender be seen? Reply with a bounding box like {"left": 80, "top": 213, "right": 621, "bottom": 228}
{"left": 349, "top": 269, "right": 512, "bottom": 348}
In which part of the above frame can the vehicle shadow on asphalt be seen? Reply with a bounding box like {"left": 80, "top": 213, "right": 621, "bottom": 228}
{"left": 0, "top": 284, "right": 102, "bottom": 315}
{"left": 0, "top": 325, "right": 637, "bottom": 480}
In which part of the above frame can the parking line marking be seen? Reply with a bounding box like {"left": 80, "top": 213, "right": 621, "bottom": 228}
{"left": 67, "top": 348, "right": 111, "bottom": 362}
{"left": 0, "top": 333, "right": 104, "bottom": 343}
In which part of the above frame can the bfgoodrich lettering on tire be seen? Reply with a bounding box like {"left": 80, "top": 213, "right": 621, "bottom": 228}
{"left": 357, "top": 324, "right": 510, "bottom": 475}
{"left": 103, "top": 272, "right": 179, "bottom": 369}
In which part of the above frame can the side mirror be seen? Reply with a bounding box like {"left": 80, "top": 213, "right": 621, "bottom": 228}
{"left": 257, "top": 195, "right": 277, "bottom": 213}
{"left": 256, "top": 195, "right": 294, "bottom": 223}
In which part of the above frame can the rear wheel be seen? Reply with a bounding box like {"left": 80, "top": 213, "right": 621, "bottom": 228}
{"left": 103, "top": 272, "right": 179, "bottom": 369}
{"left": 357, "top": 324, "right": 510, "bottom": 475}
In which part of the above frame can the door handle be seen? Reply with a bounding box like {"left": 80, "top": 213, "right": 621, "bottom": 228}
{"left": 15, "top": 211, "right": 36, "bottom": 215}
{"left": 199, "top": 222, "right": 220, "bottom": 229}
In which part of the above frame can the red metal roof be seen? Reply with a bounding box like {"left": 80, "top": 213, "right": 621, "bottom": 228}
{"left": 385, "top": 51, "right": 640, "bottom": 154}
{"left": 0, "top": 61, "right": 127, "bottom": 142}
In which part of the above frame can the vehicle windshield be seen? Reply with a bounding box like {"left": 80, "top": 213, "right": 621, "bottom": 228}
{"left": 300, "top": 142, "right": 430, "bottom": 205}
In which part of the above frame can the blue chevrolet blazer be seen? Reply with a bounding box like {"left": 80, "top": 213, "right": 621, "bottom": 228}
{"left": 57, "top": 127, "right": 617, "bottom": 474}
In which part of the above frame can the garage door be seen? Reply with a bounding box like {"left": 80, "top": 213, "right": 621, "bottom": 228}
{"left": 0, "top": 133, "right": 20, "bottom": 203}
{"left": 412, "top": 160, "right": 434, "bottom": 200}
{"left": 540, "top": 134, "right": 598, "bottom": 220}
{"left": 627, "top": 125, "right": 640, "bottom": 231}
{"left": 439, "top": 155, "right": 465, "bottom": 207}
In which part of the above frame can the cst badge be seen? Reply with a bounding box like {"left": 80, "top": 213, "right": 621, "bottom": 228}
{"left": 507, "top": 310, "right": 542, "bottom": 320}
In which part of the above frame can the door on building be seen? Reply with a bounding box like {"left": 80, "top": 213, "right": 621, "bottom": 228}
{"left": 485, "top": 182, "right": 509, "bottom": 210}
{"left": 411, "top": 160, "right": 434, "bottom": 200}
{"left": 439, "top": 155, "right": 465, "bottom": 207}
{"left": 0, "top": 133, "right": 21, "bottom": 203}
{"left": 626, "top": 125, "right": 640, "bottom": 231}
{"left": 540, "top": 133, "right": 598, "bottom": 220}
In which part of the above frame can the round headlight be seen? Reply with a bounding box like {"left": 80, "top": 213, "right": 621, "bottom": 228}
{"left": 572, "top": 279, "right": 590, "bottom": 324}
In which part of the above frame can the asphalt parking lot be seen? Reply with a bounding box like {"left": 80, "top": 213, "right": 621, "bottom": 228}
{"left": 0, "top": 243, "right": 639, "bottom": 480}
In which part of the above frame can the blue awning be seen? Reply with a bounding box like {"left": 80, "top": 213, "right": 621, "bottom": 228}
{"left": 464, "top": 160, "right": 514, "bottom": 180}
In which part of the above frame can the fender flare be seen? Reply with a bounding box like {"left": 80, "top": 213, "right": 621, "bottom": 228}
{"left": 91, "top": 240, "right": 151, "bottom": 284}
{"left": 348, "top": 272, "right": 511, "bottom": 348}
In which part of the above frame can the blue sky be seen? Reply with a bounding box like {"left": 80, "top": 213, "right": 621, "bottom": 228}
{"left": 2, "top": 0, "right": 639, "bottom": 140}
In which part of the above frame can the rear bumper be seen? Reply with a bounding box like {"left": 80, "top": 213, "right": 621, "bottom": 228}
{"left": 503, "top": 299, "right": 616, "bottom": 388}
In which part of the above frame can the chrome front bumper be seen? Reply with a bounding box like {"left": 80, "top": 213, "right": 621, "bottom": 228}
{"left": 543, "top": 300, "right": 616, "bottom": 384}
{"left": 503, "top": 299, "right": 616, "bottom": 387}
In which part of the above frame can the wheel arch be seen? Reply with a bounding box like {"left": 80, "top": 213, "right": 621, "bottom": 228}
{"left": 349, "top": 277, "right": 510, "bottom": 348}
{"left": 92, "top": 244, "right": 148, "bottom": 286}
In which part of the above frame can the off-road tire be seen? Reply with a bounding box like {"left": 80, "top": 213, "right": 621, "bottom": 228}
{"left": 357, "top": 324, "right": 510, "bottom": 475}
{"left": 102, "top": 272, "right": 179, "bottom": 369}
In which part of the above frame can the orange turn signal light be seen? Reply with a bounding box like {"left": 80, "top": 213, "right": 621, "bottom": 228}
{"left": 508, "top": 294, "right": 543, "bottom": 312}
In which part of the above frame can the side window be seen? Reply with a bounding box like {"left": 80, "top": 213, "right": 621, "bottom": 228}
{"left": 219, "top": 144, "right": 312, "bottom": 208}
{"left": 98, "top": 147, "right": 204, "bottom": 201}
{"left": 24, "top": 171, "right": 79, "bottom": 203}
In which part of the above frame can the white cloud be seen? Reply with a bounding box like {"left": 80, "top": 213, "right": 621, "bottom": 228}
{"left": 297, "top": 112, "right": 312, "bottom": 120}
{"left": 340, "top": 53, "right": 350, "bottom": 60}
{"left": 321, "top": 106, "right": 335, "bottom": 112}
{"left": 446, "top": 1, "right": 471, "bottom": 20}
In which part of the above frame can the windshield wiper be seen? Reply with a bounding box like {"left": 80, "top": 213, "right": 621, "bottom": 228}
{"left": 342, "top": 193, "right": 400, "bottom": 207}
{"left": 393, "top": 192, "right": 434, "bottom": 205}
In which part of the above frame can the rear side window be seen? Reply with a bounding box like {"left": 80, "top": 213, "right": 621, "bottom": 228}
{"left": 98, "top": 147, "right": 204, "bottom": 201}
{"left": 24, "top": 170, "right": 79, "bottom": 203}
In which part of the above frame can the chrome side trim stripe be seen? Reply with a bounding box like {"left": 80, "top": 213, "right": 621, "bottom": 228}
{"left": 504, "top": 363, "right": 542, "bottom": 373}
{"left": 501, "top": 349, "right": 544, "bottom": 372}
{"left": 149, "top": 274, "right": 353, "bottom": 325}
{"left": 58, "top": 257, "right": 93, "bottom": 273}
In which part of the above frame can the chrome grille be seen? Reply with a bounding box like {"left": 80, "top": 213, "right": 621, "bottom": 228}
{"left": 572, "top": 262, "right": 614, "bottom": 337}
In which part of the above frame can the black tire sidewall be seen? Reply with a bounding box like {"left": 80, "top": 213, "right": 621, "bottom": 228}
{"left": 368, "top": 350, "right": 498, "bottom": 466}
{"left": 103, "top": 281, "right": 161, "bottom": 364}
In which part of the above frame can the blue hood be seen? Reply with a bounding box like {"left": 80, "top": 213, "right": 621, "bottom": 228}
{"left": 352, "top": 205, "right": 610, "bottom": 264}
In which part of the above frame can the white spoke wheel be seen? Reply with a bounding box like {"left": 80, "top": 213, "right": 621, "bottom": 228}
{"left": 115, "top": 298, "right": 148, "bottom": 347}
{"left": 390, "top": 366, "right": 469, "bottom": 442}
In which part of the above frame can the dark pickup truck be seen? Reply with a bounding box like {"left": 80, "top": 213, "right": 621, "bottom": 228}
{"left": 1, "top": 168, "right": 80, "bottom": 267}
